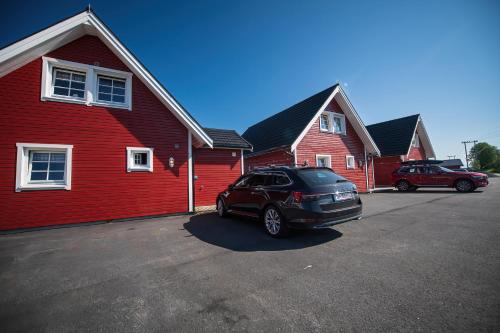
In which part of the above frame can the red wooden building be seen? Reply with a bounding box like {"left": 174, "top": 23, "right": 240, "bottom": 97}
{"left": 242, "top": 85, "right": 380, "bottom": 192}
{"left": 366, "top": 114, "right": 435, "bottom": 187}
{"left": 0, "top": 9, "right": 250, "bottom": 230}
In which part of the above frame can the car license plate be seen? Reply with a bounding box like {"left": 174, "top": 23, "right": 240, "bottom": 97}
{"left": 334, "top": 192, "right": 354, "bottom": 201}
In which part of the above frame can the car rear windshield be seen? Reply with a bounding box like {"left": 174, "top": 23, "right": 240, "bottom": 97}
{"left": 297, "top": 169, "right": 346, "bottom": 186}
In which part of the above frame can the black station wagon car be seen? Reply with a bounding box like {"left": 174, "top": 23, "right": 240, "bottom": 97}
{"left": 216, "top": 166, "right": 362, "bottom": 237}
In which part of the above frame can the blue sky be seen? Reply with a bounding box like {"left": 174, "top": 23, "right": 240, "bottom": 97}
{"left": 2, "top": 0, "right": 499, "bottom": 161}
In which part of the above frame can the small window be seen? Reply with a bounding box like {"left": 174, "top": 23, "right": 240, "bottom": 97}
{"left": 16, "top": 143, "right": 73, "bottom": 191}
{"left": 127, "top": 147, "right": 153, "bottom": 172}
{"left": 333, "top": 113, "right": 346, "bottom": 135}
{"left": 97, "top": 76, "right": 126, "bottom": 104}
{"left": 320, "top": 113, "right": 330, "bottom": 132}
{"left": 52, "top": 68, "right": 86, "bottom": 99}
{"left": 346, "top": 155, "right": 355, "bottom": 169}
{"left": 316, "top": 155, "right": 332, "bottom": 168}
{"left": 411, "top": 133, "right": 420, "bottom": 148}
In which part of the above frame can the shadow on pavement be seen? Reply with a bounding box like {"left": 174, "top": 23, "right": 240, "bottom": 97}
{"left": 183, "top": 213, "right": 342, "bottom": 252}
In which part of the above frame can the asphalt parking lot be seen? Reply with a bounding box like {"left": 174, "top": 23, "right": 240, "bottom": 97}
{"left": 1, "top": 179, "right": 499, "bottom": 332}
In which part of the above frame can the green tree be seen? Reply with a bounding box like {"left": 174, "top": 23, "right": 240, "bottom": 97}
{"left": 469, "top": 142, "right": 500, "bottom": 170}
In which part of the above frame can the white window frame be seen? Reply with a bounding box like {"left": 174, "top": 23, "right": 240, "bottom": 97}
{"left": 332, "top": 112, "right": 346, "bottom": 135}
{"left": 346, "top": 155, "right": 355, "bottom": 169}
{"left": 319, "top": 112, "right": 330, "bottom": 132}
{"left": 318, "top": 111, "right": 346, "bottom": 135}
{"left": 315, "top": 154, "right": 332, "bottom": 168}
{"left": 15, "top": 143, "right": 73, "bottom": 192}
{"left": 412, "top": 133, "right": 420, "bottom": 148}
{"left": 41, "top": 57, "right": 133, "bottom": 110}
{"left": 127, "top": 147, "right": 153, "bottom": 172}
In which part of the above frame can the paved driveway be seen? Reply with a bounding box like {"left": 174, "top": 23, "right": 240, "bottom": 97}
{"left": 1, "top": 179, "right": 499, "bottom": 332}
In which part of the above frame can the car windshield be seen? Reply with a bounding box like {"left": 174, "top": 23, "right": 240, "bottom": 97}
{"left": 297, "top": 168, "right": 346, "bottom": 185}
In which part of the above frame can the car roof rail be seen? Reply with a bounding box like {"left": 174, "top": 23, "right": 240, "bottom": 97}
{"left": 401, "top": 159, "right": 444, "bottom": 166}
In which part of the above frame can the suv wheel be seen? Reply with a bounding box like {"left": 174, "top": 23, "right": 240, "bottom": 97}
{"left": 217, "top": 198, "right": 228, "bottom": 217}
{"left": 396, "top": 180, "right": 411, "bottom": 192}
{"left": 455, "top": 179, "right": 474, "bottom": 192}
{"left": 264, "top": 206, "right": 289, "bottom": 238}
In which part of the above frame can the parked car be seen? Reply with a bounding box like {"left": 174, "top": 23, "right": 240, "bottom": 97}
{"left": 216, "top": 166, "right": 362, "bottom": 237}
{"left": 392, "top": 160, "right": 489, "bottom": 192}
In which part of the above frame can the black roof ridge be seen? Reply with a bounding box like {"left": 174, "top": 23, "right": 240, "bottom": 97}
{"left": 367, "top": 114, "right": 420, "bottom": 128}
{"left": 203, "top": 127, "right": 240, "bottom": 133}
{"left": 245, "top": 84, "right": 339, "bottom": 131}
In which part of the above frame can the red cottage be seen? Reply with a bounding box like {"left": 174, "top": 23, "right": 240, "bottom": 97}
{"left": 0, "top": 9, "right": 250, "bottom": 230}
{"left": 366, "top": 114, "right": 436, "bottom": 187}
{"left": 242, "top": 85, "right": 380, "bottom": 192}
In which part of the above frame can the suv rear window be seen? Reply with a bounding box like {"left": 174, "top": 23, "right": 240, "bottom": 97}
{"left": 297, "top": 169, "right": 346, "bottom": 185}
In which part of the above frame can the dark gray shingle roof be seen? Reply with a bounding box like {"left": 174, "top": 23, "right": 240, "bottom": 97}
{"left": 366, "top": 114, "right": 420, "bottom": 156}
{"left": 203, "top": 128, "right": 253, "bottom": 149}
{"left": 242, "top": 84, "right": 338, "bottom": 154}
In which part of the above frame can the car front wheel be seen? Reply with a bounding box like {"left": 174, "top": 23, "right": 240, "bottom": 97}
{"left": 396, "top": 180, "right": 411, "bottom": 192}
{"left": 263, "top": 206, "right": 289, "bottom": 238}
{"left": 217, "top": 198, "right": 228, "bottom": 217}
{"left": 455, "top": 179, "right": 474, "bottom": 192}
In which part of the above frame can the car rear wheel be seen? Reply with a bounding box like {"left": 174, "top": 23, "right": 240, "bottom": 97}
{"left": 396, "top": 180, "right": 411, "bottom": 192}
{"left": 264, "top": 206, "right": 289, "bottom": 238}
{"left": 217, "top": 198, "right": 228, "bottom": 217}
{"left": 455, "top": 179, "right": 474, "bottom": 192}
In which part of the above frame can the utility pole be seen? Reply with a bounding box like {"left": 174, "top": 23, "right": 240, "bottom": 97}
{"left": 461, "top": 140, "right": 478, "bottom": 168}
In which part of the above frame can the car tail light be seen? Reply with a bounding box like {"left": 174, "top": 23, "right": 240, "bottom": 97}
{"left": 292, "top": 191, "right": 303, "bottom": 203}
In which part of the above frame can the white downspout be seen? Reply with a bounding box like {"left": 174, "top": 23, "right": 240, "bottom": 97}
{"left": 188, "top": 132, "right": 193, "bottom": 212}
{"left": 240, "top": 149, "right": 244, "bottom": 175}
{"left": 364, "top": 148, "right": 369, "bottom": 193}
{"left": 371, "top": 154, "right": 375, "bottom": 190}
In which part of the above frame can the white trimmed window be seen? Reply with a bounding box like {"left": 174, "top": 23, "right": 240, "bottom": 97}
{"left": 320, "top": 113, "right": 330, "bottom": 132}
{"left": 316, "top": 154, "right": 332, "bottom": 168}
{"left": 16, "top": 143, "right": 73, "bottom": 192}
{"left": 411, "top": 133, "right": 420, "bottom": 148}
{"left": 319, "top": 111, "right": 346, "bottom": 135}
{"left": 127, "top": 147, "right": 153, "bottom": 172}
{"left": 346, "top": 155, "right": 355, "bottom": 169}
{"left": 41, "top": 57, "right": 133, "bottom": 110}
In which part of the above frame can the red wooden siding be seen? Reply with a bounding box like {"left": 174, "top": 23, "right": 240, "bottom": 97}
{"left": 373, "top": 156, "right": 401, "bottom": 186}
{"left": 245, "top": 149, "right": 294, "bottom": 172}
{"left": 0, "top": 36, "right": 190, "bottom": 230}
{"left": 194, "top": 148, "right": 242, "bottom": 207}
{"left": 296, "top": 100, "right": 370, "bottom": 192}
{"left": 407, "top": 145, "right": 426, "bottom": 160}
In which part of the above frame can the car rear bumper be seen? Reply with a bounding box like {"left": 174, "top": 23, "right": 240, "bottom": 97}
{"left": 283, "top": 202, "right": 362, "bottom": 229}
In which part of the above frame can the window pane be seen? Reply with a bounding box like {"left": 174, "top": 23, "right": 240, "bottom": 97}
{"left": 72, "top": 73, "right": 86, "bottom": 82}
{"left": 70, "top": 89, "right": 84, "bottom": 98}
{"left": 98, "top": 93, "right": 112, "bottom": 101}
{"left": 49, "top": 163, "right": 65, "bottom": 171}
{"left": 54, "top": 79, "right": 70, "bottom": 88}
{"left": 70, "top": 81, "right": 85, "bottom": 90}
{"left": 54, "top": 87, "right": 69, "bottom": 96}
{"left": 32, "top": 162, "right": 48, "bottom": 171}
{"left": 50, "top": 153, "right": 66, "bottom": 161}
{"left": 55, "top": 71, "right": 71, "bottom": 80}
{"left": 112, "top": 95, "right": 125, "bottom": 103}
{"left": 99, "top": 78, "right": 112, "bottom": 86}
{"left": 99, "top": 85, "right": 112, "bottom": 93}
{"left": 33, "top": 153, "right": 49, "bottom": 161}
{"left": 134, "top": 153, "right": 148, "bottom": 165}
{"left": 333, "top": 117, "right": 342, "bottom": 132}
{"left": 112, "top": 87, "right": 125, "bottom": 96}
{"left": 48, "top": 172, "right": 64, "bottom": 181}
{"left": 30, "top": 172, "right": 47, "bottom": 181}
{"left": 113, "top": 80, "right": 126, "bottom": 88}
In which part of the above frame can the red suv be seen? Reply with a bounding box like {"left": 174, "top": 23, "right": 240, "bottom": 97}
{"left": 392, "top": 160, "right": 489, "bottom": 192}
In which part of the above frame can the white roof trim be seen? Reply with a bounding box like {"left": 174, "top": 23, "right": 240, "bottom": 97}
{"left": 0, "top": 10, "right": 213, "bottom": 147}
{"left": 291, "top": 86, "right": 380, "bottom": 156}
{"left": 406, "top": 116, "right": 436, "bottom": 159}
